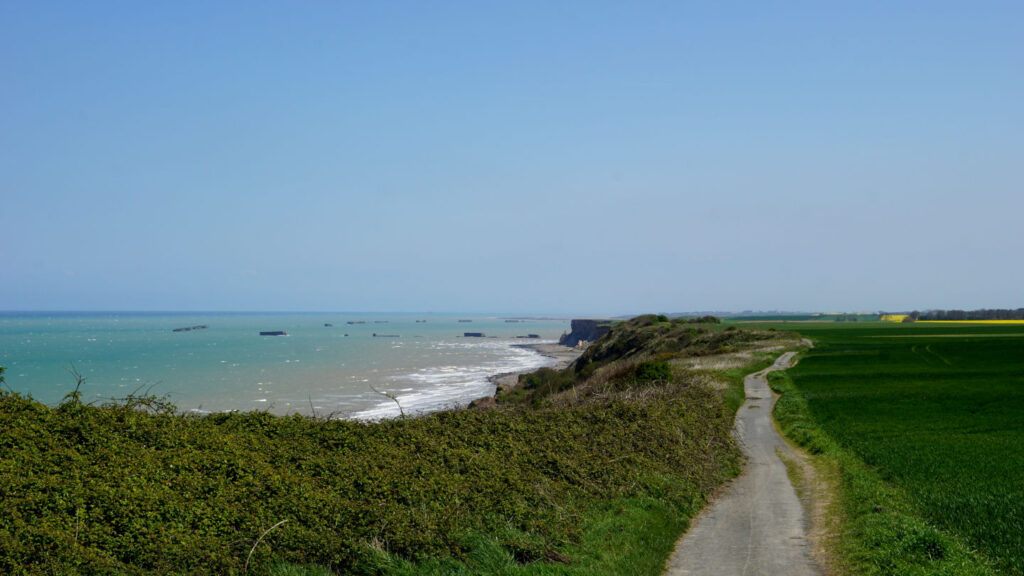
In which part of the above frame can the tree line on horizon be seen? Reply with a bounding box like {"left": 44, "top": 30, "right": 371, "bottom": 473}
{"left": 903, "top": 308, "right": 1024, "bottom": 321}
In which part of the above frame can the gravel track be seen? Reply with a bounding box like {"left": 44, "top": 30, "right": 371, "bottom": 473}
{"left": 664, "top": 351, "right": 821, "bottom": 576}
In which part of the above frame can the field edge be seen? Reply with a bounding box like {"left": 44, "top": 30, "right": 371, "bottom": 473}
{"left": 768, "top": 364, "right": 999, "bottom": 576}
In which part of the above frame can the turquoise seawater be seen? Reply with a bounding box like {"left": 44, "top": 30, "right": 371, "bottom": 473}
{"left": 0, "top": 313, "right": 570, "bottom": 418}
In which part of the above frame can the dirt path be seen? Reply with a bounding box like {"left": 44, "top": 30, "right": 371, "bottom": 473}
{"left": 664, "top": 351, "right": 821, "bottom": 576}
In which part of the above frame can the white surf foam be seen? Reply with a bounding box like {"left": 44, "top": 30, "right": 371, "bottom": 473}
{"left": 349, "top": 339, "right": 557, "bottom": 420}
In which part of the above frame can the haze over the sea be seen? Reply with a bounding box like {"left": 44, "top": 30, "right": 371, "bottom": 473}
{"left": 2, "top": 2, "right": 1022, "bottom": 314}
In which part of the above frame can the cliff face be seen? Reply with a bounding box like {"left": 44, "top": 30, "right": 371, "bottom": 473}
{"left": 559, "top": 319, "right": 612, "bottom": 348}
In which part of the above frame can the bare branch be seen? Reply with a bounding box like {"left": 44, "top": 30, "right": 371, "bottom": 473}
{"left": 244, "top": 519, "right": 289, "bottom": 574}
{"left": 369, "top": 384, "right": 405, "bottom": 419}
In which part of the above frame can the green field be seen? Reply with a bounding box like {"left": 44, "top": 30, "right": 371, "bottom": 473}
{"left": 770, "top": 322, "right": 1024, "bottom": 575}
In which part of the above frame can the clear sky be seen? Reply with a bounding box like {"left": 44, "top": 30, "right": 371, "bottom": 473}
{"left": 2, "top": 2, "right": 1021, "bottom": 315}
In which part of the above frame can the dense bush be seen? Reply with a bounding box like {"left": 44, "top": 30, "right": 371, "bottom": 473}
{"left": 691, "top": 316, "right": 720, "bottom": 324}
{"left": 633, "top": 360, "right": 673, "bottom": 383}
{"left": 572, "top": 315, "right": 769, "bottom": 378}
{"left": 512, "top": 367, "right": 578, "bottom": 405}
{"left": 0, "top": 370, "right": 741, "bottom": 575}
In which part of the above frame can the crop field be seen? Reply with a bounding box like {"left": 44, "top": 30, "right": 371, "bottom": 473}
{"left": 778, "top": 323, "right": 1024, "bottom": 574}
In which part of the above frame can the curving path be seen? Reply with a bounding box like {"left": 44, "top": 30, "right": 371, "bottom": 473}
{"left": 664, "top": 351, "right": 821, "bottom": 576}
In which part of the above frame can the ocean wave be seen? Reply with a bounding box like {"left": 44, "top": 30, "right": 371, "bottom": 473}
{"left": 350, "top": 340, "right": 556, "bottom": 420}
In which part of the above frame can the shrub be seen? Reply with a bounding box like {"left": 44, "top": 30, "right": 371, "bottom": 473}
{"left": 0, "top": 374, "right": 742, "bottom": 575}
{"left": 692, "top": 316, "right": 721, "bottom": 324}
{"left": 634, "top": 360, "right": 672, "bottom": 383}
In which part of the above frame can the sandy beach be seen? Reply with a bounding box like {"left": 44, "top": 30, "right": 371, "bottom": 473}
{"left": 487, "top": 343, "right": 583, "bottom": 392}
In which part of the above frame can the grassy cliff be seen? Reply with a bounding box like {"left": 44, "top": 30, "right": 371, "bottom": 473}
{"left": 0, "top": 317, "right": 795, "bottom": 575}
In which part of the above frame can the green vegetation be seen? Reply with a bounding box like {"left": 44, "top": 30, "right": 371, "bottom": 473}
{"left": 913, "top": 308, "right": 1024, "bottom": 321}
{"left": 0, "top": 317, "right": 794, "bottom": 575}
{"left": 725, "top": 313, "right": 882, "bottom": 323}
{"left": 633, "top": 359, "right": 673, "bottom": 383}
{"left": 769, "top": 323, "right": 1024, "bottom": 575}
{"left": 570, "top": 314, "right": 767, "bottom": 380}
{"left": 727, "top": 314, "right": 823, "bottom": 322}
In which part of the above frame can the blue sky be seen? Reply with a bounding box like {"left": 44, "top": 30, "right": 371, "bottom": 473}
{"left": 2, "top": 1, "right": 1022, "bottom": 314}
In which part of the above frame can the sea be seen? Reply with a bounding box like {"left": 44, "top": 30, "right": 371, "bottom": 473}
{"left": 0, "top": 312, "right": 570, "bottom": 419}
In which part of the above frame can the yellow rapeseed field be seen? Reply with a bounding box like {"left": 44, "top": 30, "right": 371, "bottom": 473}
{"left": 880, "top": 314, "right": 908, "bottom": 322}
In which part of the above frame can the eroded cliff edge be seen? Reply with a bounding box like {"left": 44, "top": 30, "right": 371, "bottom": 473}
{"left": 558, "top": 319, "right": 613, "bottom": 347}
